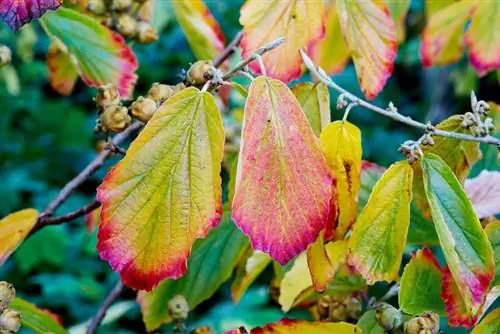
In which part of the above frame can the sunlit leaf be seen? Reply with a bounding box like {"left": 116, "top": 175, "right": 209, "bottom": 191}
{"left": 97, "top": 87, "right": 225, "bottom": 291}
{"left": 336, "top": 0, "right": 397, "bottom": 99}
{"left": 465, "top": 171, "right": 500, "bottom": 219}
{"left": 10, "top": 298, "right": 67, "bottom": 334}
{"left": 240, "top": 0, "right": 324, "bottom": 83}
{"left": 250, "top": 318, "right": 360, "bottom": 334}
{"left": 232, "top": 76, "right": 333, "bottom": 265}
{"left": 0, "top": 208, "right": 39, "bottom": 265}
{"left": 0, "top": 0, "right": 60, "bottom": 30}
{"left": 387, "top": 0, "right": 410, "bottom": 43}
{"left": 399, "top": 247, "right": 446, "bottom": 316}
{"left": 291, "top": 82, "right": 331, "bottom": 137}
{"left": 348, "top": 161, "right": 413, "bottom": 284}
{"left": 306, "top": 232, "right": 334, "bottom": 292}
{"left": 320, "top": 121, "right": 362, "bottom": 240}
{"left": 485, "top": 220, "right": 500, "bottom": 286}
{"left": 310, "top": 0, "right": 350, "bottom": 75}
{"left": 41, "top": 8, "right": 138, "bottom": 99}
{"left": 172, "top": 0, "right": 225, "bottom": 60}
{"left": 231, "top": 250, "right": 271, "bottom": 303}
{"left": 138, "top": 211, "right": 249, "bottom": 331}
{"left": 421, "top": 153, "right": 494, "bottom": 320}
{"left": 47, "top": 43, "right": 78, "bottom": 96}
{"left": 472, "top": 308, "right": 500, "bottom": 334}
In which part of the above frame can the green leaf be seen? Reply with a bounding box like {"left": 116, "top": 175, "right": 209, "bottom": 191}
{"left": 357, "top": 310, "right": 385, "bottom": 334}
{"left": 10, "top": 297, "right": 68, "bottom": 334}
{"left": 138, "top": 210, "right": 249, "bottom": 331}
{"left": 292, "top": 82, "right": 331, "bottom": 137}
{"left": 472, "top": 308, "right": 500, "bottom": 334}
{"left": 485, "top": 220, "right": 500, "bottom": 286}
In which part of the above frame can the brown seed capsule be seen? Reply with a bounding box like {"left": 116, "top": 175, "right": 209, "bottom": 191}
{"left": 95, "top": 84, "right": 120, "bottom": 110}
{"left": 404, "top": 312, "right": 439, "bottom": 334}
{"left": 0, "top": 308, "right": 21, "bottom": 333}
{"left": 0, "top": 283, "right": 15, "bottom": 312}
{"left": 329, "top": 301, "right": 347, "bottom": 322}
{"left": 130, "top": 96, "right": 157, "bottom": 123}
{"left": 190, "top": 325, "right": 213, "bottom": 334}
{"left": 147, "top": 83, "right": 174, "bottom": 104}
{"left": 87, "top": 0, "right": 107, "bottom": 15}
{"left": 344, "top": 295, "right": 362, "bottom": 320}
{"left": 375, "top": 303, "right": 403, "bottom": 332}
{"left": 0, "top": 45, "right": 12, "bottom": 67}
{"left": 168, "top": 295, "right": 189, "bottom": 321}
{"left": 100, "top": 105, "right": 132, "bottom": 133}
{"left": 112, "top": 0, "right": 133, "bottom": 12}
{"left": 136, "top": 22, "right": 158, "bottom": 44}
{"left": 186, "top": 60, "right": 215, "bottom": 86}
{"left": 117, "top": 15, "right": 138, "bottom": 38}
{"left": 173, "top": 82, "right": 186, "bottom": 94}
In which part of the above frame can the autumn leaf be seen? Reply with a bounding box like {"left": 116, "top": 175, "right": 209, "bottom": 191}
{"left": 97, "top": 87, "right": 225, "bottom": 291}
{"left": 465, "top": 170, "right": 500, "bottom": 219}
{"left": 0, "top": 0, "right": 60, "bottom": 30}
{"left": 387, "top": 0, "right": 410, "bottom": 43}
{"left": 320, "top": 121, "right": 362, "bottom": 240}
{"left": 85, "top": 206, "right": 101, "bottom": 234}
{"left": 0, "top": 209, "right": 39, "bottom": 265}
{"left": 292, "top": 82, "right": 331, "bottom": 137}
{"left": 421, "top": 153, "right": 494, "bottom": 321}
{"left": 425, "top": 0, "right": 455, "bottom": 17}
{"left": 441, "top": 266, "right": 476, "bottom": 328}
{"left": 472, "top": 308, "right": 500, "bottom": 334}
{"left": 348, "top": 161, "right": 413, "bottom": 284}
{"left": 10, "top": 298, "right": 67, "bottom": 334}
{"left": 240, "top": 0, "right": 324, "bottom": 83}
{"left": 250, "top": 318, "right": 360, "bottom": 334}
{"left": 485, "top": 220, "right": 500, "bottom": 286}
{"left": 336, "top": 0, "right": 397, "bottom": 99}
{"left": 47, "top": 43, "right": 78, "bottom": 96}
{"left": 172, "top": 0, "right": 225, "bottom": 60}
{"left": 40, "top": 8, "right": 138, "bottom": 99}
{"left": 232, "top": 76, "right": 333, "bottom": 265}
{"left": 306, "top": 233, "right": 334, "bottom": 293}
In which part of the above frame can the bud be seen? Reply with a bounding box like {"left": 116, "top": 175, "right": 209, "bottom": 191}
{"left": 147, "top": 83, "right": 174, "bottom": 104}
{"left": 112, "top": 0, "right": 133, "bottom": 12}
{"left": 186, "top": 60, "right": 215, "bottom": 86}
{"left": 0, "top": 309, "right": 21, "bottom": 333}
{"left": 0, "top": 283, "right": 15, "bottom": 312}
{"left": 95, "top": 84, "right": 120, "bottom": 110}
{"left": 168, "top": 295, "right": 189, "bottom": 321}
{"left": 190, "top": 325, "right": 213, "bottom": 334}
{"left": 87, "top": 0, "right": 107, "bottom": 15}
{"left": 484, "top": 117, "right": 495, "bottom": 132}
{"left": 404, "top": 312, "right": 439, "bottom": 334}
{"left": 375, "top": 303, "right": 403, "bottom": 332}
{"left": 0, "top": 45, "right": 12, "bottom": 67}
{"left": 136, "top": 22, "right": 158, "bottom": 44}
{"left": 117, "top": 15, "right": 137, "bottom": 38}
{"left": 470, "top": 91, "right": 478, "bottom": 112}
{"left": 421, "top": 134, "right": 435, "bottom": 146}
{"left": 99, "top": 105, "right": 132, "bottom": 133}
{"left": 130, "top": 96, "right": 157, "bottom": 123}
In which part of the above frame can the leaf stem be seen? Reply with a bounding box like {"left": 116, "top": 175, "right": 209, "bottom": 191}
{"left": 86, "top": 280, "right": 124, "bottom": 334}
{"left": 213, "top": 31, "right": 243, "bottom": 68}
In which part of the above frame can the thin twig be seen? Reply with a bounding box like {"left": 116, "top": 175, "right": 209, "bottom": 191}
{"left": 299, "top": 50, "right": 500, "bottom": 147}
{"left": 213, "top": 31, "right": 243, "bottom": 68}
{"left": 86, "top": 280, "right": 124, "bottom": 334}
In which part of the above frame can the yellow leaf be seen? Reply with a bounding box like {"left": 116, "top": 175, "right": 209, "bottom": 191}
{"left": 472, "top": 307, "right": 500, "bottom": 334}
{"left": 387, "top": 0, "right": 410, "bottom": 43}
{"left": 0, "top": 209, "right": 39, "bottom": 264}
{"left": 251, "top": 318, "right": 361, "bottom": 333}
{"left": 231, "top": 251, "right": 272, "bottom": 303}
{"left": 306, "top": 232, "right": 334, "bottom": 292}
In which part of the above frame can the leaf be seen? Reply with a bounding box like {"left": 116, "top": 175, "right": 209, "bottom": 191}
{"left": 291, "top": 82, "right": 331, "bottom": 137}
{"left": 250, "top": 318, "right": 361, "bottom": 334}
{"left": 0, "top": 208, "right": 39, "bottom": 265}
{"left": 320, "top": 121, "right": 362, "bottom": 240}
{"left": 0, "top": 0, "right": 60, "bottom": 30}
{"left": 231, "top": 250, "right": 272, "bottom": 303}
{"left": 336, "top": 0, "right": 397, "bottom": 99}
{"left": 399, "top": 247, "right": 446, "bottom": 316}
{"left": 10, "top": 297, "right": 67, "bottom": 334}
{"left": 137, "top": 211, "right": 249, "bottom": 331}
{"left": 240, "top": 0, "right": 324, "bottom": 83}
{"left": 172, "top": 0, "right": 225, "bottom": 60}
{"left": 485, "top": 221, "right": 500, "bottom": 286}
{"left": 40, "top": 8, "right": 138, "bottom": 99}
{"left": 97, "top": 87, "right": 225, "bottom": 291}
{"left": 465, "top": 171, "right": 500, "bottom": 219}
{"left": 348, "top": 161, "right": 413, "bottom": 284}
{"left": 306, "top": 233, "right": 334, "bottom": 292}
{"left": 47, "top": 43, "right": 78, "bottom": 96}
{"left": 232, "top": 76, "right": 333, "bottom": 265}
{"left": 357, "top": 310, "right": 385, "bottom": 334}
{"left": 472, "top": 308, "right": 500, "bottom": 334}
{"left": 425, "top": 0, "right": 455, "bottom": 17}
{"left": 309, "top": 0, "right": 350, "bottom": 75}
{"left": 442, "top": 266, "right": 476, "bottom": 328}
{"left": 387, "top": 0, "right": 410, "bottom": 43}
{"left": 421, "top": 153, "right": 494, "bottom": 319}
{"left": 85, "top": 206, "right": 101, "bottom": 234}
{"left": 279, "top": 240, "right": 348, "bottom": 312}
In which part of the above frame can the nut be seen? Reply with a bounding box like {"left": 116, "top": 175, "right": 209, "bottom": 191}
{"left": 168, "top": 295, "right": 189, "bottom": 321}
{"left": 403, "top": 312, "right": 439, "bottom": 334}
{"left": 0, "top": 283, "right": 15, "bottom": 312}
{"left": 117, "top": 15, "right": 138, "bottom": 38}
{"left": 375, "top": 303, "right": 403, "bottom": 332}
{"left": 95, "top": 84, "right": 120, "bottom": 110}
{"left": 186, "top": 60, "right": 215, "bottom": 86}
{"left": 87, "top": 0, "right": 107, "bottom": 15}
{"left": 136, "top": 22, "right": 158, "bottom": 44}
{"left": 0, "top": 309, "right": 21, "bottom": 333}
{"left": 99, "top": 105, "right": 132, "bottom": 133}
{"left": 147, "top": 83, "right": 174, "bottom": 104}
{"left": 130, "top": 96, "right": 157, "bottom": 123}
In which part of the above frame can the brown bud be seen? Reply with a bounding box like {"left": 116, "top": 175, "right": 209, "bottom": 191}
{"left": 375, "top": 303, "right": 403, "bottom": 332}
{"left": 100, "top": 105, "right": 132, "bottom": 133}
{"left": 168, "top": 295, "right": 189, "bottom": 321}
{"left": 186, "top": 60, "right": 215, "bottom": 86}
{"left": 404, "top": 312, "right": 439, "bottom": 334}
{"left": 147, "top": 83, "right": 174, "bottom": 105}
{"left": 0, "top": 283, "right": 15, "bottom": 312}
{"left": 112, "top": 0, "right": 133, "bottom": 12}
{"left": 0, "top": 309, "right": 21, "bottom": 333}
{"left": 95, "top": 84, "right": 120, "bottom": 110}
{"left": 190, "top": 325, "right": 213, "bottom": 334}
{"left": 130, "top": 96, "right": 157, "bottom": 123}
{"left": 0, "top": 45, "right": 12, "bottom": 67}
{"left": 117, "top": 15, "right": 137, "bottom": 38}
{"left": 87, "top": 0, "right": 107, "bottom": 15}
{"left": 136, "top": 22, "right": 158, "bottom": 44}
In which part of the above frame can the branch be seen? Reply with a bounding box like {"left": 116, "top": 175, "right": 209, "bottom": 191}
{"left": 299, "top": 50, "right": 500, "bottom": 147}
{"left": 213, "top": 31, "right": 243, "bottom": 68}
{"left": 86, "top": 280, "right": 124, "bottom": 334}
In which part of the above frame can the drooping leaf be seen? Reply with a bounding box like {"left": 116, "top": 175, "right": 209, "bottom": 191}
{"left": 472, "top": 308, "right": 500, "bottom": 334}
{"left": 485, "top": 221, "right": 500, "bottom": 286}
{"left": 240, "top": 0, "right": 324, "bottom": 83}
{"left": 250, "top": 318, "right": 361, "bottom": 334}
{"left": 336, "top": 0, "right": 397, "bottom": 99}
{"left": 399, "top": 247, "right": 446, "bottom": 316}
{"left": 0, "top": 0, "right": 60, "bottom": 30}
{"left": 231, "top": 250, "right": 271, "bottom": 303}
{"left": 138, "top": 211, "right": 249, "bottom": 331}
{"left": 47, "top": 43, "right": 78, "bottom": 96}
{"left": 0, "top": 208, "right": 39, "bottom": 265}
{"left": 97, "top": 87, "right": 225, "bottom": 291}
{"left": 291, "top": 82, "right": 331, "bottom": 137}
{"left": 421, "top": 153, "right": 494, "bottom": 319}
{"left": 306, "top": 233, "right": 334, "bottom": 292}
{"left": 40, "top": 8, "right": 138, "bottom": 99}
{"left": 10, "top": 298, "right": 67, "bottom": 334}
{"left": 232, "top": 76, "right": 333, "bottom": 265}
{"left": 172, "top": 0, "right": 225, "bottom": 60}
{"left": 356, "top": 310, "right": 385, "bottom": 334}
{"left": 320, "top": 121, "right": 362, "bottom": 240}
{"left": 465, "top": 171, "right": 500, "bottom": 219}
{"left": 348, "top": 161, "right": 413, "bottom": 284}
{"left": 310, "top": 0, "right": 350, "bottom": 75}
{"left": 387, "top": 0, "right": 410, "bottom": 43}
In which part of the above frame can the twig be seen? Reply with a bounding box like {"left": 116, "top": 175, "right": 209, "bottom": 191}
{"left": 86, "top": 280, "right": 124, "bottom": 334}
{"left": 213, "top": 31, "right": 243, "bottom": 68}
{"left": 299, "top": 50, "right": 500, "bottom": 147}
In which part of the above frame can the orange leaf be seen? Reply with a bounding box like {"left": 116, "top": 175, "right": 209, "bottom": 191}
{"left": 47, "top": 43, "right": 78, "bottom": 96}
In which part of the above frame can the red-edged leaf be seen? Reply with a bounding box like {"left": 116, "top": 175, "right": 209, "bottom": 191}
{"left": 240, "top": 0, "right": 324, "bottom": 83}
{"left": 0, "top": 0, "right": 61, "bottom": 30}
{"left": 46, "top": 43, "right": 78, "bottom": 96}
{"left": 442, "top": 266, "right": 476, "bottom": 328}
{"left": 250, "top": 318, "right": 360, "bottom": 334}
{"left": 232, "top": 76, "right": 333, "bottom": 265}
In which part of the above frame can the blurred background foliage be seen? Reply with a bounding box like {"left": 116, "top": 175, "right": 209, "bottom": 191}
{"left": 0, "top": 0, "right": 498, "bottom": 333}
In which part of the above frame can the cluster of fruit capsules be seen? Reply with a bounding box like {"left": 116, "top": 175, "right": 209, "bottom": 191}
{"left": 0, "top": 282, "right": 21, "bottom": 333}
{"left": 309, "top": 294, "right": 362, "bottom": 323}
{"left": 87, "top": 0, "right": 158, "bottom": 44}
{"left": 375, "top": 303, "right": 440, "bottom": 334}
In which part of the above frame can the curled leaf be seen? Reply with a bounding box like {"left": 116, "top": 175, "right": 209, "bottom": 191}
{"left": 0, "top": 209, "right": 39, "bottom": 265}
{"left": 306, "top": 233, "right": 334, "bottom": 292}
